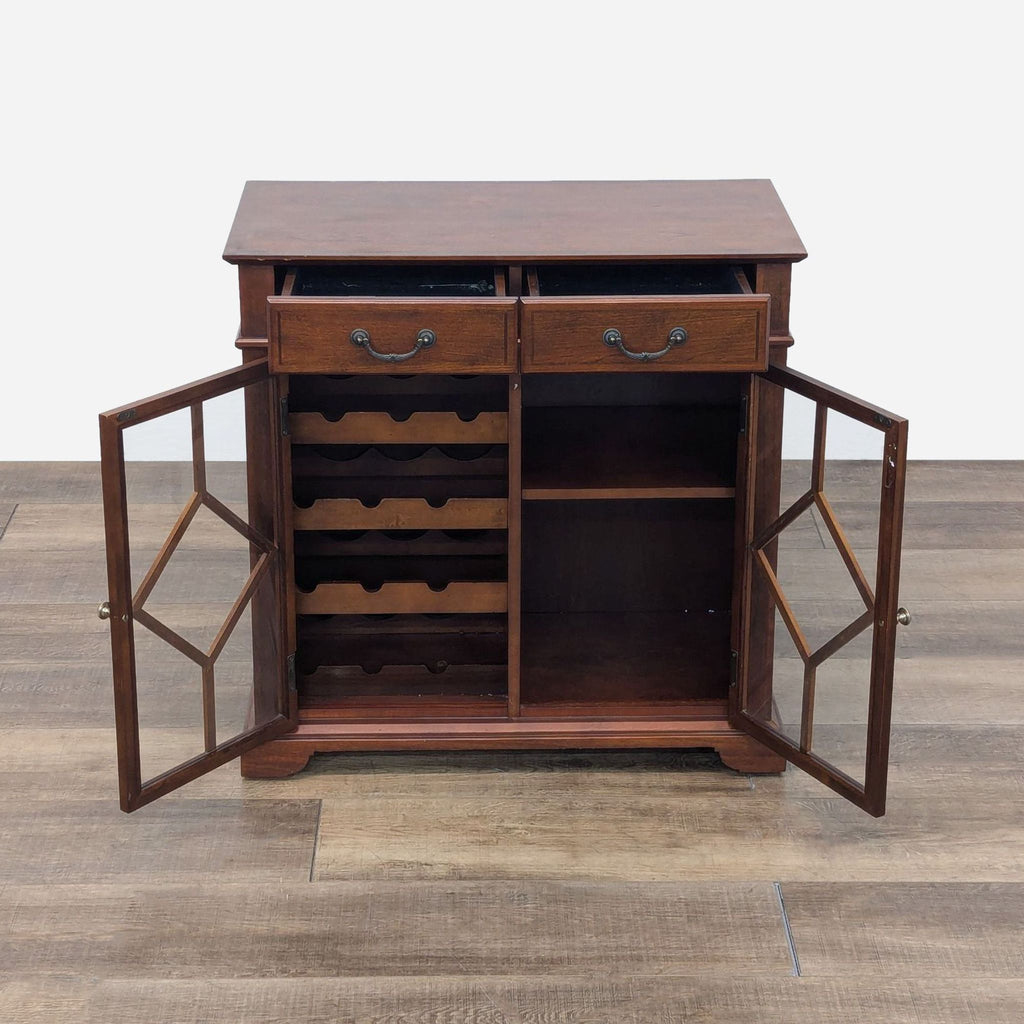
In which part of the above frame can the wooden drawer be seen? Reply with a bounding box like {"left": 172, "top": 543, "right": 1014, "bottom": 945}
{"left": 521, "top": 264, "right": 770, "bottom": 373}
{"left": 267, "top": 265, "right": 517, "bottom": 374}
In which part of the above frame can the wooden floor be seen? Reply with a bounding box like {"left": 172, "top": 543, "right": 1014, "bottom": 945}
{"left": 1, "top": 461, "right": 1023, "bottom": 1023}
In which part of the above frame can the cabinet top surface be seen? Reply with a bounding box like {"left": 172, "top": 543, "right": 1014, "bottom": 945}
{"left": 223, "top": 180, "right": 806, "bottom": 264}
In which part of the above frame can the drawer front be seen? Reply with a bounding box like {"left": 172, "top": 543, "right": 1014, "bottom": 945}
{"left": 268, "top": 297, "right": 518, "bottom": 374}
{"left": 520, "top": 295, "right": 769, "bottom": 372}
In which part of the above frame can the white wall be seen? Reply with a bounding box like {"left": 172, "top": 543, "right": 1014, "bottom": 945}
{"left": 2, "top": 1, "right": 1020, "bottom": 460}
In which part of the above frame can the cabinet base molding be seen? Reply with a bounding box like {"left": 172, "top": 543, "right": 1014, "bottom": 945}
{"left": 238, "top": 717, "right": 785, "bottom": 778}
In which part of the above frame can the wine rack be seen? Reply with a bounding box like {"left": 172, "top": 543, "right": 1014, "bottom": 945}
{"left": 288, "top": 373, "right": 510, "bottom": 713}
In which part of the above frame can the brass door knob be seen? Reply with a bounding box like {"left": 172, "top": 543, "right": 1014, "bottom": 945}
{"left": 97, "top": 601, "right": 111, "bottom": 620}
{"left": 896, "top": 607, "right": 911, "bottom": 626}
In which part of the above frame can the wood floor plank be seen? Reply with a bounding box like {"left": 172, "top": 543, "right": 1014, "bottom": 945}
{"left": 0, "top": 463, "right": 106, "bottom": 502}
{"left": 0, "top": 550, "right": 257, "bottom": 603}
{"left": 0, "top": 603, "right": 261, "bottom": 665}
{"left": 311, "top": 785, "right": 1024, "bottom": 883}
{"left": 6, "top": 976, "right": 1024, "bottom": 1024}
{"left": 768, "top": 657, "right": 1024, "bottom": 724}
{"left": 0, "top": 462, "right": 248, "bottom": 503}
{"left": 752, "top": 725, "right": 1024, "bottom": 799}
{"left": 898, "top": 461, "right": 1024, "bottom": 502}
{"left": 1, "top": 502, "right": 251, "bottom": 551}
{"left": 769, "top": 549, "right": 1024, "bottom": 601}
{"left": 0, "top": 663, "right": 253, "bottom": 728}
{"left": 782, "top": 460, "right": 1024, "bottom": 502}
{"left": 0, "top": 881, "right": 793, "bottom": 979}
{"left": 783, "top": 882, "right": 1024, "bottom": 977}
{"left": 832, "top": 500, "right": 1024, "bottom": 549}
{"left": 0, "top": 730, "right": 752, "bottom": 802}
{"left": 0, "top": 503, "right": 15, "bottom": 542}
{"left": 774, "top": 601, "right": 1024, "bottom": 658}
{"left": 0, "top": 799, "right": 319, "bottom": 884}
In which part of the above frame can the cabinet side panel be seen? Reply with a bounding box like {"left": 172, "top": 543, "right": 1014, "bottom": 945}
{"left": 755, "top": 263, "right": 793, "bottom": 346}
{"left": 239, "top": 264, "right": 276, "bottom": 338}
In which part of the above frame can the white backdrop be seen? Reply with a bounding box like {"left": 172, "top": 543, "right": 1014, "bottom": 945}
{"left": 2, "top": 1, "right": 1020, "bottom": 460}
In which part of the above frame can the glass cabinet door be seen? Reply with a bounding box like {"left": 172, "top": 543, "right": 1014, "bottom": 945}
{"left": 734, "top": 364, "right": 909, "bottom": 816}
{"left": 99, "top": 360, "right": 293, "bottom": 811}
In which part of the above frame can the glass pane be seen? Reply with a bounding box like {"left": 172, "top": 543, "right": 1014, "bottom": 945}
{"left": 133, "top": 631, "right": 206, "bottom": 784}
{"left": 117, "top": 375, "right": 280, "bottom": 788}
{"left": 778, "top": 387, "right": 816, "bottom": 511}
{"left": 743, "top": 374, "right": 890, "bottom": 791}
{"left": 122, "top": 409, "right": 204, "bottom": 784}
{"left": 770, "top": 608, "right": 803, "bottom": 746}
{"left": 808, "top": 412, "right": 883, "bottom": 784}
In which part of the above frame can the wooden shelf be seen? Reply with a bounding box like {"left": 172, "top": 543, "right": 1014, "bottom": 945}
{"left": 296, "top": 581, "right": 508, "bottom": 615}
{"left": 290, "top": 444, "right": 508, "bottom": 505}
{"left": 294, "top": 554, "right": 507, "bottom": 591}
{"left": 298, "top": 696, "right": 510, "bottom": 721}
{"left": 293, "top": 497, "right": 507, "bottom": 531}
{"left": 300, "top": 665, "right": 509, "bottom": 700}
{"left": 296, "top": 613, "right": 507, "bottom": 676}
{"left": 522, "top": 406, "right": 737, "bottom": 499}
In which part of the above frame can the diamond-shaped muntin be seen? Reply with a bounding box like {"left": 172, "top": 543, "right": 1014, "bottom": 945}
{"left": 133, "top": 492, "right": 271, "bottom": 674}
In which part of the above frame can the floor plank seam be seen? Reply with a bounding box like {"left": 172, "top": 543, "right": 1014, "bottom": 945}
{"left": 774, "top": 881, "right": 802, "bottom": 977}
{"left": 308, "top": 799, "right": 323, "bottom": 883}
{"left": 809, "top": 506, "right": 828, "bottom": 549}
{"left": 0, "top": 503, "right": 17, "bottom": 544}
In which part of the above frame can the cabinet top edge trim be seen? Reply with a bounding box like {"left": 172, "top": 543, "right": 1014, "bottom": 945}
{"left": 224, "top": 181, "right": 807, "bottom": 264}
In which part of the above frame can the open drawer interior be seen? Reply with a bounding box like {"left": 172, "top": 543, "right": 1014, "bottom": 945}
{"left": 282, "top": 264, "right": 507, "bottom": 297}
{"left": 526, "top": 263, "right": 753, "bottom": 296}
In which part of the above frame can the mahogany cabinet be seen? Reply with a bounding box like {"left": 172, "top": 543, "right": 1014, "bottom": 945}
{"left": 99, "top": 181, "right": 909, "bottom": 815}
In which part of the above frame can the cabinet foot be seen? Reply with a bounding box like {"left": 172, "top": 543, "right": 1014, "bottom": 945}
{"left": 241, "top": 743, "right": 312, "bottom": 779}
{"left": 717, "top": 737, "right": 786, "bottom": 774}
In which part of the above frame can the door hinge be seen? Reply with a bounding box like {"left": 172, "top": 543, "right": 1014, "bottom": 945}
{"left": 739, "top": 394, "right": 748, "bottom": 435}
{"left": 280, "top": 396, "right": 290, "bottom": 436}
{"left": 286, "top": 652, "right": 296, "bottom": 690}
{"left": 730, "top": 649, "right": 739, "bottom": 686}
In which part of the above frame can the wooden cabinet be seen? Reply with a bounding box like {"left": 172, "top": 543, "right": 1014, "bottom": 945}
{"left": 99, "top": 181, "right": 909, "bottom": 815}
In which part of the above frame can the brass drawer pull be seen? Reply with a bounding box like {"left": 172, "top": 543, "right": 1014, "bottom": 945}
{"left": 602, "top": 326, "right": 687, "bottom": 362}
{"left": 351, "top": 327, "right": 436, "bottom": 363}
